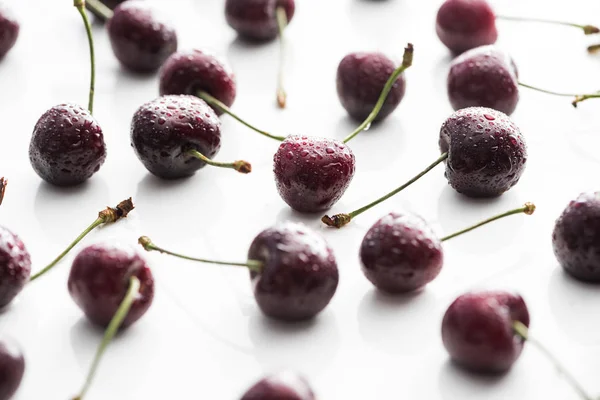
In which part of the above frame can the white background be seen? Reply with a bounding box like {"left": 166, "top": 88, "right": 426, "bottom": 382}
{"left": 1, "top": 0, "right": 600, "bottom": 398}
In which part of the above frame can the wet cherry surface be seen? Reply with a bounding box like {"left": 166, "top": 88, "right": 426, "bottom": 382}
{"left": 0, "top": 226, "right": 31, "bottom": 309}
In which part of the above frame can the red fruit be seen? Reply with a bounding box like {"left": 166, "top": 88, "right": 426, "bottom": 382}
{"left": 0, "top": 226, "right": 31, "bottom": 309}
{"left": 241, "top": 372, "right": 315, "bottom": 400}
{"left": 225, "top": 0, "right": 296, "bottom": 41}
{"left": 0, "top": 5, "right": 19, "bottom": 59}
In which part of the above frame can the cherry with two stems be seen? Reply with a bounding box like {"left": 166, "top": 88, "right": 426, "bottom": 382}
{"left": 241, "top": 371, "right": 315, "bottom": 400}
{"left": 69, "top": 243, "right": 154, "bottom": 400}
{"left": 323, "top": 107, "right": 527, "bottom": 228}
{"left": 448, "top": 45, "right": 600, "bottom": 115}
{"left": 436, "top": 0, "right": 599, "bottom": 54}
{"left": 360, "top": 203, "right": 535, "bottom": 293}
{"left": 139, "top": 222, "right": 339, "bottom": 321}
{"left": 0, "top": 4, "right": 19, "bottom": 60}
{"left": 0, "top": 336, "right": 25, "bottom": 400}
{"left": 443, "top": 291, "right": 595, "bottom": 400}
{"left": 29, "top": 0, "right": 106, "bottom": 186}
{"left": 86, "top": 0, "right": 178, "bottom": 73}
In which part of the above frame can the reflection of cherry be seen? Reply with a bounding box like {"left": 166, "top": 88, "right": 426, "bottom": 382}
{"left": 241, "top": 372, "right": 315, "bottom": 400}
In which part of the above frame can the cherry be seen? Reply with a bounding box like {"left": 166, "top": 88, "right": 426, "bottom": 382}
{"left": 323, "top": 107, "right": 526, "bottom": 227}
{"left": 241, "top": 372, "right": 315, "bottom": 400}
{"left": 159, "top": 49, "right": 237, "bottom": 116}
{"left": 0, "top": 5, "right": 18, "bottom": 59}
{"left": 360, "top": 204, "right": 534, "bottom": 293}
{"left": 131, "top": 95, "right": 251, "bottom": 179}
{"left": 436, "top": 0, "right": 599, "bottom": 54}
{"left": 30, "top": 1, "right": 106, "bottom": 186}
{"left": 0, "top": 336, "right": 25, "bottom": 400}
{"left": 139, "top": 222, "right": 339, "bottom": 321}
{"left": 0, "top": 226, "right": 31, "bottom": 309}
{"left": 336, "top": 52, "right": 407, "bottom": 122}
{"left": 225, "top": 0, "right": 295, "bottom": 42}
{"left": 553, "top": 192, "right": 600, "bottom": 282}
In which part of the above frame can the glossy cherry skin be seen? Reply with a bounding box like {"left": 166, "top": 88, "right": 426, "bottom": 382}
{"left": 439, "top": 107, "right": 527, "bottom": 197}
{"left": 225, "top": 0, "right": 295, "bottom": 41}
{"left": 0, "top": 5, "right": 18, "bottom": 59}
{"left": 447, "top": 45, "right": 519, "bottom": 115}
{"left": 68, "top": 243, "right": 154, "bottom": 328}
{"left": 131, "top": 95, "right": 221, "bottom": 179}
{"left": 442, "top": 291, "right": 529, "bottom": 373}
{"left": 247, "top": 222, "right": 338, "bottom": 321}
{"left": 553, "top": 192, "right": 600, "bottom": 282}
{"left": 0, "top": 226, "right": 31, "bottom": 309}
{"left": 360, "top": 212, "right": 443, "bottom": 293}
{"left": 241, "top": 372, "right": 315, "bottom": 400}
{"left": 436, "top": 0, "right": 497, "bottom": 54}
{"left": 336, "top": 52, "right": 406, "bottom": 122}
{"left": 0, "top": 337, "right": 25, "bottom": 400}
{"left": 274, "top": 135, "right": 355, "bottom": 213}
{"left": 159, "top": 49, "right": 236, "bottom": 116}
{"left": 107, "top": 1, "right": 178, "bottom": 73}
{"left": 29, "top": 104, "right": 107, "bottom": 186}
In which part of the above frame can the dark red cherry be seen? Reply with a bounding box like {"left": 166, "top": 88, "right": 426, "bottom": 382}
{"left": 360, "top": 212, "right": 443, "bottom": 293}
{"left": 68, "top": 243, "right": 154, "bottom": 328}
{"left": 247, "top": 222, "right": 339, "bottom": 321}
{"left": 442, "top": 291, "right": 529, "bottom": 373}
{"left": 159, "top": 49, "right": 236, "bottom": 116}
{"left": 0, "top": 5, "right": 18, "bottom": 59}
{"left": 439, "top": 107, "right": 526, "bottom": 197}
{"left": 273, "top": 136, "right": 355, "bottom": 213}
{"left": 29, "top": 104, "right": 107, "bottom": 186}
{"left": 436, "top": 0, "right": 497, "bottom": 54}
{"left": 0, "top": 336, "right": 25, "bottom": 400}
{"left": 131, "top": 95, "right": 221, "bottom": 179}
{"left": 0, "top": 226, "right": 31, "bottom": 309}
{"left": 553, "top": 192, "right": 600, "bottom": 282}
{"left": 241, "top": 372, "right": 315, "bottom": 400}
{"left": 447, "top": 45, "right": 519, "bottom": 115}
{"left": 336, "top": 52, "right": 406, "bottom": 122}
{"left": 225, "top": 0, "right": 295, "bottom": 41}
{"left": 107, "top": 0, "right": 177, "bottom": 73}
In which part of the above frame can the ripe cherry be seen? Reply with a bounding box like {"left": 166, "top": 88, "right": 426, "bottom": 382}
{"left": 0, "top": 336, "right": 25, "bottom": 400}
{"left": 0, "top": 5, "right": 19, "bottom": 59}
{"left": 241, "top": 372, "right": 315, "bottom": 400}
{"left": 0, "top": 226, "right": 31, "bottom": 309}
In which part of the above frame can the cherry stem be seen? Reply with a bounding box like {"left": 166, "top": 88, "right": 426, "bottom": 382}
{"left": 342, "top": 43, "right": 414, "bottom": 144}
{"left": 29, "top": 198, "right": 135, "bottom": 283}
{"left": 587, "top": 44, "right": 600, "bottom": 53}
{"left": 518, "top": 82, "right": 600, "bottom": 108}
{"left": 513, "top": 321, "right": 593, "bottom": 400}
{"left": 0, "top": 177, "right": 6, "bottom": 206}
{"left": 440, "top": 203, "right": 535, "bottom": 242}
{"left": 196, "top": 91, "right": 286, "bottom": 142}
{"left": 74, "top": 0, "right": 96, "bottom": 114}
{"left": 138, "top": 236, "right": 262, "bottom": 272}
{"left": 84, "top": 0, "right": 114, "bottom": 22}
{"left": 187, "top": 149, "right": 252, "bottom": 174}
{"left": 276, "top": 6, "right": 288, "bottom": 108}
{"left": 72, "top": 276, "right": 141, "bottom": 400}
{"left": 496, "top": 15, "right": 600, "bottom": 35}
{"left": 322, "top": 152, "right": 447, "bottom": 228}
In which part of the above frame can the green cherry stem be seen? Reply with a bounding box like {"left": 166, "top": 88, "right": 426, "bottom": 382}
{"left": 187, "top": 149, "right": 252, "bottom": 174}
{"left": 196, "top": 91, "right": 287, "bottom": 142}
{"left": 496, "top": 15, "right": 600, "bottom": 35}
{"left": 275, "top": 6, "right": 288, "bottom": 108}
{"left": 440, "top": 203, "right": 535, "bottom": 242}
{"left": 0, "top": 177, "right": 6, "bottom": 206}
{"left": 342, "top": 43, "right": 414, "bottom": 144}
{"left": 84, "top": 0, "right": 114, "bottom": 22}
{"left": 322, "top": 152, "right": 448, "bottom": 228}
{"left": 72, "top": 276, "right": 141, "bottom": 400}
{"left": 29, "top": 198, "right": 135, "bottom": 282}
{"left": 138, "top": 236, "right": 262, "bottom": 271}
{"left": 513, "top": 321, "right": 593, "bottom": 400}
{"left": 518, "top": 82, "right": 600, "bottom": 108}
{"left": 74, "top": 0, "right": 97, "bottom": 114}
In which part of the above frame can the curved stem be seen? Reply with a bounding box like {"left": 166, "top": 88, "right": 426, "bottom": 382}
{"left": 343, "top": 43, "right": 414, "bottom": 144}
{"left": 322, "top": 152, "right": 447, "bottom": 228}
{"left": 440, "top": 203, "right": 535, "bottom": 242}
{"left": 572, "top": 93, "right": 600, "bottom": 107}
{"left": 138, "top": 236, "right": 262, "bottom": 272}
{"left": 84, "top": 0, "right": 114, "bottom": 22}
{"left": 72, "top": 276, "right": 141, "bottom": 400}
{"left": 75, "top": 1, "right": 96, "bottom": 114}
{"left": 496, "top": 15, "right": 600, "bottom": 34}
{"left": 518, "top": 82, "right": 600, "bottom": 107}
{"left": 0, "top": 177, "right": 6, "bottom": 206}
{"left": 513, "top": 321, "right": 593, "bottom": 400}
{"left": 196, "top": 91, "right": 286, "bottom": 142}
{"left": 187, "top": 149, "right": 252, "bottom": 174}
{"left": 29, "top": 198, "right": 135, "bottom": 283}
{"left": 276, "top": 6, "right": 288, "bottom": 108}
